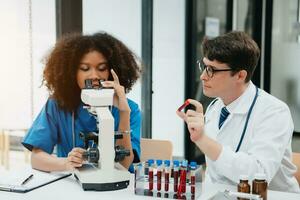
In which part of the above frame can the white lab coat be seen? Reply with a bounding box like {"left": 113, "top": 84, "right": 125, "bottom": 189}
{"left": 204, "top": 81, "right": 300, "bottom": 193}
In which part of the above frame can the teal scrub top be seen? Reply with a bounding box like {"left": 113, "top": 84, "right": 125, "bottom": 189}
{"left": 22, "top": 98, "right": 141, "bottom": 172}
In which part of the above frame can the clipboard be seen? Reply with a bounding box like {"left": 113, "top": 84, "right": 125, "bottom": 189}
{"left": 0, "top": 168, "right": 72, "bottom": 193}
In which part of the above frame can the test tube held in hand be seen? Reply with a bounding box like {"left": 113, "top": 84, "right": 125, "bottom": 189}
{"left": 177, "top": 99, "right": 190, "bottom": 111}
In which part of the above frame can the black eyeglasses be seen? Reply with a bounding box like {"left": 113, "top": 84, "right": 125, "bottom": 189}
{"left": 197, "top": 60, "right": 234, "bottom": 78}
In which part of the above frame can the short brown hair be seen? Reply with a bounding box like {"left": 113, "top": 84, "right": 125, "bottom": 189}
{"left": 201, "top": 31, "right": 260, "bottom": 82}
{"left": 43, "top": 32, "right": 141, "bottom": 112}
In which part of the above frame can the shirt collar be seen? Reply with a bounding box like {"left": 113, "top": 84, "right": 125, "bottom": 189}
{"left": 222, "top": 81, "right": 257, "bottom": 114}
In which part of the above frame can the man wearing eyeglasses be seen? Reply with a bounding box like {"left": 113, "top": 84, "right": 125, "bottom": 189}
{"left": 177, "top": 31, "right": 300, "bottom": 193}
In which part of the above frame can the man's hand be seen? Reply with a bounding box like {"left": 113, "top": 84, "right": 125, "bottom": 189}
{"left": 176, "top": 99, "right": 205, "bottom": 142}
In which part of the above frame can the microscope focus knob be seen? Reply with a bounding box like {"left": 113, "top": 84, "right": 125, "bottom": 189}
{"left": 114, "top": 146, "right": 130, "bottom": 162}
{"left": 83, "top": 147, "right": 100, "bottom": 163}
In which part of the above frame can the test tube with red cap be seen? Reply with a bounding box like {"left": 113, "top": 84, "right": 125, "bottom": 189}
{"left": 177, "top": 99, "right": 190, "bottom": 112}
{"left": 156, "top": 160, "right": 163, "bottom": 191}
{"left": 164, "top": 160, "right": 170, "bottom": 192}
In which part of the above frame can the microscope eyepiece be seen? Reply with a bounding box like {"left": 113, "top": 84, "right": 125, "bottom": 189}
{"left": 84, "top": 79, "right": 105, "bottom": 89}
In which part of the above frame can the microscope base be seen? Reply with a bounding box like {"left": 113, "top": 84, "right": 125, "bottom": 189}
{"left": 74, "top": 163, "right": 131, "bottom": 191}
{"left": 78, "top": 179, "right": 129, "bottom": 191}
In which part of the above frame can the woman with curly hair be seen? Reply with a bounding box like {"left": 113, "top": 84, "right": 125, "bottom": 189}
{"left": 22, "top": 32, "right": 141, "bottom": 172}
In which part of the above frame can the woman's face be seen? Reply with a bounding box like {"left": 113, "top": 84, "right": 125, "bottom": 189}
{"left": 77, "top": 50, "right": 110, "bottom": 89}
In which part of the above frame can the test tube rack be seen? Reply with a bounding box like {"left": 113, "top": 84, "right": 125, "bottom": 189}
{"left": 134, "top": 160, "right": 201, "bottom": 200}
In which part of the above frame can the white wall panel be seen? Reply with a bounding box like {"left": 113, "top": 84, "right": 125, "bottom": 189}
{"left": 152, "top": 0, "right": 185, "bottom": 157}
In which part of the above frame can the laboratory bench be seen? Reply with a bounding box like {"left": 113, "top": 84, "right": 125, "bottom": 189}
{"left": 0, "top": 173, "right": 300, "bottom": 200}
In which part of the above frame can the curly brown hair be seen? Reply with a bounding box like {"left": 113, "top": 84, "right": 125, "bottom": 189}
{"left": 43, "top": 32, "right": 141, "bottom": 112}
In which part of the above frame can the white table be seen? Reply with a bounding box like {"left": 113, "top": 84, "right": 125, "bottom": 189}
{"left": 0, "top": 175, "right": 146, "bottom": 200}
{"left": 0, "top": 174, "right": 300, "bottom": 200}
{"left": 200, "top": 181, "right": 300, "bottom": 200}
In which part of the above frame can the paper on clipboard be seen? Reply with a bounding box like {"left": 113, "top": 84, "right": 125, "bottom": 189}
{"left": 0, "top": 168, "right": 71, "bottom": 193}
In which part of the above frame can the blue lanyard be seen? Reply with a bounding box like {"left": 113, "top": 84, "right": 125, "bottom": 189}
{"left": 208, "top": 86, "right": 259, "bottom": 152}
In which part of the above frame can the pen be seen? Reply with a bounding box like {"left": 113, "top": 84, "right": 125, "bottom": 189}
{"left": 21, "top": 174, "right": 34, "bottom": 185}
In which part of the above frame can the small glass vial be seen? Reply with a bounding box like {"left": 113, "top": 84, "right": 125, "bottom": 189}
{"left": 252, "top": 173, "right": 268, "bottom": 200}
{"left": 237, "top": 175, "right": 250, "bottom": 200}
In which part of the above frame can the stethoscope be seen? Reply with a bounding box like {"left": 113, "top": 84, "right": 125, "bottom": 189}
{"left": 209, "top": 86, "right": 259, "bottom": 152}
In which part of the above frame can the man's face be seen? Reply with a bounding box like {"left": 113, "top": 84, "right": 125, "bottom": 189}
{"left": 200, "top": 57, "right": 237, "bottom": 99}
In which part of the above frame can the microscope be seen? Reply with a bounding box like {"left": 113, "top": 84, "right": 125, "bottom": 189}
{"left": 74, "top": 79, "right": 131, "bottom": 191}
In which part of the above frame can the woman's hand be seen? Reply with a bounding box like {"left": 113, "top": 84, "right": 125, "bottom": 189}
{"left": 102, "top": 69, "right": 131, "bottom": 112}
{"left": 65, "top": 147, "right": 86, "bottom": 170}
{"left": 176, "top": 99, "right": 205, "bottom": 142}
